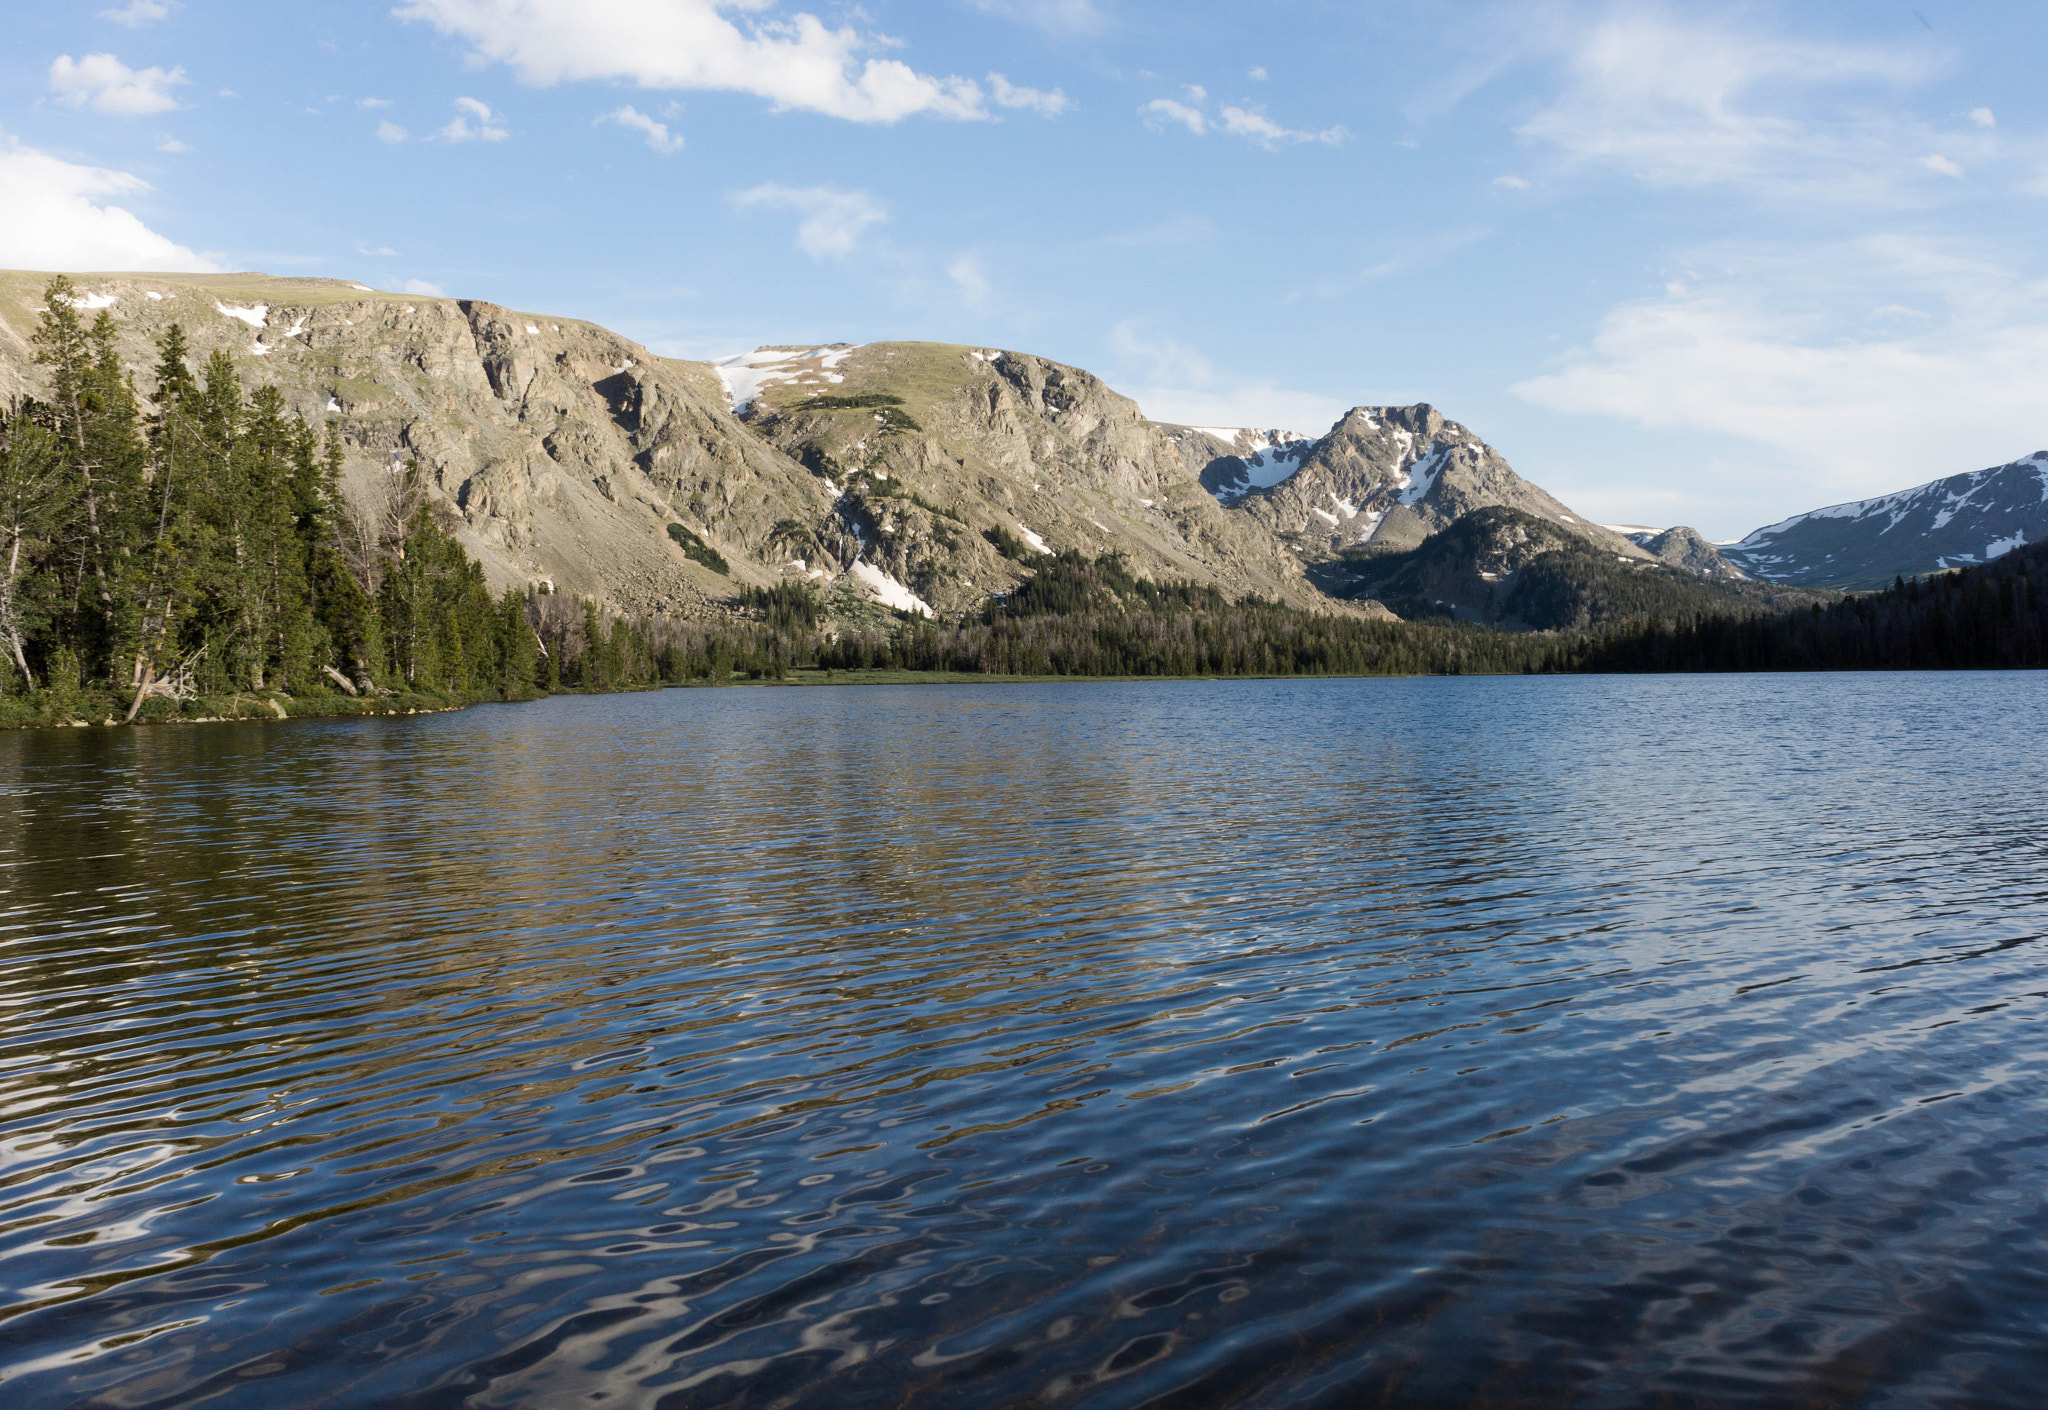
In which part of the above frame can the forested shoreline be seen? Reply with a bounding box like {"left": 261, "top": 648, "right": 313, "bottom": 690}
{"left": 2, "top": 276, "right": 2039, "bottom": 732}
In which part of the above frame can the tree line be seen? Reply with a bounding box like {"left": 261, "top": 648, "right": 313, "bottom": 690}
{"left": 1548, "top": 542, "right": 2046, "bottom": 673}
{"left": 0, "top": 277, "right": 564, "bottom": 722}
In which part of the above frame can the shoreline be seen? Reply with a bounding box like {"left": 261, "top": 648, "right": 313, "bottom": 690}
{"left": 8, "top": 660, "right": 2039, "bottom": 730}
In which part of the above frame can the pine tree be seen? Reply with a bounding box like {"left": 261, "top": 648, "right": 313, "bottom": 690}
{"left": 0, "top": 416, "right": 73, "bottom": 689}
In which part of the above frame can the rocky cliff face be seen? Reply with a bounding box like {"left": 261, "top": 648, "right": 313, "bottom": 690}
{"left": 1723, "top": 454, "right": 2048, "bottom": 588}
{"left": 731, "top": 342, "right": 1326, "bottom": 614}
{"left": 0, "top": 270, "right": 830, "bottom": 618}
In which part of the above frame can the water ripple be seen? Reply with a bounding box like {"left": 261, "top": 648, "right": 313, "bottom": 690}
{"left": 2, "top": 674, "right": 2046, "bottom": 1407}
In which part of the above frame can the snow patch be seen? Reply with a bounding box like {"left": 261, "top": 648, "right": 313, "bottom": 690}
{"left": 215, "top": 300, "right": 267, "bottom": 329}
{"left": 326, "top": 396, "right": 341, "bottom": 412}
{"left": 525, "top": 324, "right": 539, "bottom": 334}
{"left": 284, "top": 315, "right": 307, "bottom": 338}
{"left": 1396, "top": 445, "right": 1449, "bottom": 507}
{"left": 1017, "top": 525, "right": 1052, "bottom": 555}
{"left": 351, "top": 284, "right": 373, "bottom": 292}
{"left": 145, "top": 291, "right": 162, "bottom": 300}
{"left": 69, "top": 291, "right": 119, "bottom": 310}
{"left": 1986, "top": 531, "right": 2029, "bottom": 560}
{"left": 850, "top": 561, "right": 934, "bottom": 617}
{"left": 712, "top": 344, "right": 866, "bottom": 413}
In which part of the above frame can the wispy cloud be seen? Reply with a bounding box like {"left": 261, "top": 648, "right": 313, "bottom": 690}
{"left": 99, "top": 0, "right": 170, "bottom": 26}
{"left": 1513, "top": 9, "right": 1948, "bottom": 200}
{"left": 438, "top": 96, "right": 507, "bottom": 142}
{"left": 1140, "top": 97, "right": 1207, "bottom": 135}
{"left": 1219, "top": 106, "right": 1346, "bottom": 148}
{"left": 48, "top": 52, "right": 185, "bottom": 116}
{"left": 948, "top": 253, "right": 992, "bottom": 309}
{"left": 1513, "top": 237, "right": 2048, "bottom": 515}
{"left": 402, "top": 278, "right": 447, "bottom": 296}
{"left": 395, "top": 0, "right": 988, "bottom": 124}
{"left": 969, "top": 0, "right": 1107, "bottom": 37}
{"left": 988, "top": 74, "right": 1069, "bottom": 118}
{"left": 1109, "top": 321, "right": 1350, "bottom": 431}
{"left": 731, "top": 183, "right": 886, "bottom": 259}
{"left": 603, "top": 104, "right": 684, "bottom": 153}
{"left": 1141, "top": 90, "right": 1345, "bottom": 147}
{"left": 376, "top": 120, "right": 408, "bottom": 143}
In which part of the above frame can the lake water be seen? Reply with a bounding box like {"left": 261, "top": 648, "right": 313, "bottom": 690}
{"left": 4, "top": 674, "right": 2047, "bottom": 1408}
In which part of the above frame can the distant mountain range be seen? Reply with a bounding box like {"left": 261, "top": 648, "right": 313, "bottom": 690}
{"left": 1718, "top": 454, "right": 2048, "bottom": 589}
{"left": 0, "top": 269, "right": 2036, "bottom": 627}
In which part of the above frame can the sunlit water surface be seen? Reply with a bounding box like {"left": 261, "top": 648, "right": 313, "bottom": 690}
{"left": 4, "top": 675, "right": 2047, "bottom": 1409}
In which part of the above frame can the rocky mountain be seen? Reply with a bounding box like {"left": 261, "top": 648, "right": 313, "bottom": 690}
{"left": 1315, "top": 508, "right": 1832, "bottom": 631}
{"left": 0, "top": 270, "right": 836, "bottom": 620}
{"left": 1174, "top": 403, "right": 1656, "bottom": 564}
{"left": 0, "top": 272, "right": 1347, "bottom": 622}
{"left": 1723, "top": 453, "right": 2048, "bottom": 589}
{"left": 1621, "top": 525, "right": 1749, "bottom": 580}
{"left": 1158, "top": 425, "right": 1319, "bottom": 501}
{"left": 2, "top": 267, "right": 1753, "bottom": 630}
{"left": 723, "top": 342, "right": 1326, "bottom": 615}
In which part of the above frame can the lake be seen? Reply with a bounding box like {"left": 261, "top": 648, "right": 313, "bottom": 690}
{"left": 4, "top": 674, "right": 2046, "bottom": 1408}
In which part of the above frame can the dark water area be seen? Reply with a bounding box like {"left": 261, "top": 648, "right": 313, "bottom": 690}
{"left": 4, "top": 674, "right": 2047, "bottom": 1409}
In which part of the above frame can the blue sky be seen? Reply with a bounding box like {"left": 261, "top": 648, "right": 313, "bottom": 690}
{"left": 2, "top": 0, "right": 2044, "bottom": 538}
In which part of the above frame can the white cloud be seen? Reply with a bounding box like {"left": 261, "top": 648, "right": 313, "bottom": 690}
{"left": 359, "top": 96, "right": 394, "bottom": 109}
{"left": 1517, "top": 11, "right": 1937, "bottom": 195}
{"left": 1142, "top": 94, "right": 1344, "bottom": 147}
{"left": 48, "top": 53, "right": 186, "bottom": 116}
{"left": 1219, "top": 106, "right": 1347, "bottom": 148}
{"left": 731, "top": 183, "right": 885, "bottom": 258}
{"left": 376, "top": 120, "right": 408, "bottom": 143}
{"left": 948, "top": 253, "right": 991, "bottom": 309}
{"left": 438, "top": 96, "right": 508, "bottom": 142}
{"left": 1247, "top": 66, "right": 1268, "bottom": 81}
{"left": 1968, "top": 106, "right": 1995, "bottom": 128}
{"left": 1512, "top": 239, "right": 2048, "bottom": 521}
{"left": 1493, "top": 174, "right": 1530, "bottom": 189}
{"left": 1920, "top": 152, "right": 1963, "bottom": 178}
{"left": 604, "top": 104, "right": 684, "bottom": 152}
{"left": 987, "top": 74, "right": 1069, "bottom": 118}
{"left": 0, "top": 134, "right": 217, "bottom": 271}
{"left": 1141, "top": 98, "right": 1206, "bottom": 135}
{"left": 1109, "top": 322, "right": 1349, "bottom": 431}
{"left": 402, "top": 278, "right": 447, "bottom": 296}
{"left": 395, "top": 0, "right": 987, "bottom": 124}
{"left": 969, "top": 0, "right": 1106, "bottom": 36}
{"left": 358, "top": 242, "right": 398, "bottom": 256}
{"left": 99, "top": 0, "right": 170, "bottom": 26}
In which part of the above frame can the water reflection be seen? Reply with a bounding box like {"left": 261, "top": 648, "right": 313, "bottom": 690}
{"left": 2, "top": 675, "right": 2046, "bottom": 1407}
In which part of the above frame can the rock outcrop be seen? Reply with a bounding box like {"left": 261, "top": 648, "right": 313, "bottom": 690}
{"left": 1627, "top": 526, "right": 1748, "bottom": 580}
